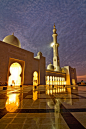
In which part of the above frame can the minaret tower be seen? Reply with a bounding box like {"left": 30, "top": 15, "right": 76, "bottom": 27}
{"left": 52, "top": 24, "right": 61, "bottom": 71}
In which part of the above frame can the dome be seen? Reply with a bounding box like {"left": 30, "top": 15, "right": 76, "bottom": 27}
{"left": 37, "top": 51, "right": 42, "bottom": 56}
{"left": 62, "top": 68, "right": 68, "bottom": 73}
{"left": 3, "top": 34, "right": 21, "bottom": 48}
{"left": 47, "top": 63, "right": 54, "bottom": 71}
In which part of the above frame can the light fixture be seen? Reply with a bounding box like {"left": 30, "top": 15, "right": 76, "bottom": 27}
{"left": 50, "top": 42, "right": 54, "bottom": 47}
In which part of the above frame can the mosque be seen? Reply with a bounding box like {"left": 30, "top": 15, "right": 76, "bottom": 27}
{"left": 0, "top": 24, "right": 77, "bottom": 86}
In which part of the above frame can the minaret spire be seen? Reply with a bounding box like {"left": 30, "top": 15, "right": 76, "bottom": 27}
{"left": 53, "top": 23, "right": 55, "bottom": 28}
{"left": 12, "top": 32, "right": 14, "bottom": 35}
{"left": 52, "top": 24, "right": 61, "bottom": 71}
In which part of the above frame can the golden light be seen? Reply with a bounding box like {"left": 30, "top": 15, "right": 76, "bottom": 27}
{"left": 5, "top": 94, "right": 19, "bottom": 112}
{"left": 64, "top": 81, "right": 66, "bottom": 85}
{"left": 8, "top": 62, "right": 22, "bottom": 86}
{"left": 50, "top": 42, "right": 54, "bottom": 47}
{"left": 46, "top": 76, "right": 49, "bottom": 85}
{"left": 50, "top": 90, "right": 52, "bottom": 94}
{"left": 33, "top": 91, "right": 38, "bottom": 101}
{"left": 47, "top": 90, "right": 50, "bottom": 95}
{"left": 58, "top": 88, "right": 60, "bottom": 92}
{"left": 53, "top": 89, "right": 55, "bottom": 93}
{"left": 64, "top": 88, "right": 66, "bottom": 92}
{"left": 72, "top": 79, "right": 75, "bottom": 85}
{"left": 50, "top": 76, "right": 52, "bottom": 85}
{"left": 73, "top": 87, "right": 76, "bottom": 90}
{"left": 33, "top": 71, "right": 38, "bottom": 86}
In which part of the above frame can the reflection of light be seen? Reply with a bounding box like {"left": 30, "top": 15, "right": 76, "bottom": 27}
{"left": 50, "top": 90, "right": 52, "bottom": 94}
{"left": 64, "top": 88, "right": 65, "bottom": 92}
{"left": 73, "top": 87, "right": 76, "bottom": 90}
{"left": 33, "top": 91, "right": 38, "bottom": 101}
{"left": 53, "top": 89, "right": 55, "bottom": 93}
{"left": 50, "top": 42, "right": 54, "bottom": 47}
{"left": 62, "top": 88, "right": 63, "bottom": 91}
{"left": 60, "top": 89, "right": 61, "bottom": 92}
{"left": 5, "top": 93, "right": 19, "bottom": 112}
{"left": 47, "top": 90, "right": 49, "bottom": 95}
{"left": 58, "top": 88, "right": 59, "bottom": 92}
{"left": 56, "top": 87, "right": 66, "bottom": 93}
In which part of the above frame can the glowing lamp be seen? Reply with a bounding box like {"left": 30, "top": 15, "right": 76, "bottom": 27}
{"left": 50, "top": 42, "right": 54, "bottom": 47}
{"left": 64, "top": 81, "right": 66, "bottom": 85}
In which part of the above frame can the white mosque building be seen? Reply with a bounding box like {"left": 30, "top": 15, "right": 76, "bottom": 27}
{"left": 0, "top": 24, "right": 77, "bottom": 86}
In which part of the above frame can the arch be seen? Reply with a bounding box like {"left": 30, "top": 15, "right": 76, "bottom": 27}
{"left": 50, "top": 76, "right": 52, "bottom": 85}
{"left": 46, "top": 76, "right": 49, "bottom": 85}
{"left": 33, "top": 71, "right": 38, "bottom": 86}
{"left": 8, "top": 62, "right": 22, "bottom": 86}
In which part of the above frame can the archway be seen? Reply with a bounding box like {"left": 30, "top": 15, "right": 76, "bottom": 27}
{"left": 33, "top": 71, "right": 38, "bottom": 86}
{"left": 50, "top": 76, "right": 52, "bottom": 85}
{"left": 8, "top": 62, "right": 22, "bottom": 86}
{"left": 46, "top": 76, "right": 49, "bottom": 85}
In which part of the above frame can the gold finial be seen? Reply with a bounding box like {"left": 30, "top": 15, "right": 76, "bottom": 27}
{"left": 50, "top": 62, "right": 51, "bottom": 64}
{"left": 12, "top": 32, "right": 14, "bottom": 35}
{"left": 53, "top": 23, "right": 55, "bottom": 29}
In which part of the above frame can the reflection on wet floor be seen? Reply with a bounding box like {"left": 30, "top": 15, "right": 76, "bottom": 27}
{"left": 6, "top": 93, "right": 19, "bottom": 112}
{"left": 46, "top": 85, "right": 66, "bottom": 95}
{"left": 0, "top": 85, "right": 86, "bottom": 129}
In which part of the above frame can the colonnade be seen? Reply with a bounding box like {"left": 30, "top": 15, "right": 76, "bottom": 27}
{"left": 46, "top": 76, "right": 66, "bottom": 85}
{"left": 46, "top": 86, "right": 66, "bottom": 95}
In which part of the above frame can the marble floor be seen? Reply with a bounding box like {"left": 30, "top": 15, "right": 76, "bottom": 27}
{"left": 0, "top": 85, "right": 86, "bottom": 129}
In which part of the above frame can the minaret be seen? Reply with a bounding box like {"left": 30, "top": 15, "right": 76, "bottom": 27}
{"left": 52, "top": 24, "right": 61, "bottom": 71}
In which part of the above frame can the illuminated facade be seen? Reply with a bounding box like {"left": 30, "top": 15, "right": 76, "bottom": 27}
{"left": 46, "top": 24, "right": 77, "bottom": 85}
{"left": 0, "top": 25, "right": 77, "bottom": 86}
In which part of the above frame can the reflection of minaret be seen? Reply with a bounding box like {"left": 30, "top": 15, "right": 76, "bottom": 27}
{"left": 52, "top": 24, "right": 61, "bottom": 71}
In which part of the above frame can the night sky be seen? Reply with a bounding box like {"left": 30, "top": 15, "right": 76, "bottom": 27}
{"left": 0, "top": 0, "right": 86, "bottom": 82}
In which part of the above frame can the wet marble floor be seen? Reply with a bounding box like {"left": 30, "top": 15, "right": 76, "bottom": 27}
{"left": 0, "top": 85, "right": 86, "bottom": 129}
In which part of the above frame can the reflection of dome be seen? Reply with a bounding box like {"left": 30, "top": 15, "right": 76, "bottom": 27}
{"left": 47, "top": 63, "right": 54, "bottom": 71}
{"left": 47, "top": 101, "right": 55, "bottom": 108}
{"left": 37, "top": 51, "right": 42, "bottom": 56}
{"left": 3, "top": 34, "right": 21, "bottom": 48}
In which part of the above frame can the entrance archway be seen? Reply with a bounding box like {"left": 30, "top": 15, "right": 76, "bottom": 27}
{"left": 8, "top": 62, "right": 22, "bottom": 86}
{"left": 33, "top": 71, "right": 38, "bottom": 86}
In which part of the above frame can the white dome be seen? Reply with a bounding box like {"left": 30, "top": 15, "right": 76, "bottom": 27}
{"left": 47, "top": 64, "right": 54, "bottom": 71}
{"left": 3, "top": 34, "right": 21, "bottom": 48}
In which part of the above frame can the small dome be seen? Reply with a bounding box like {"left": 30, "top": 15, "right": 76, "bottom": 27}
{"left": 3, "top": 34, "right": 21, "bottom": 48}
{"left": 37, "top": 51, "right": 42, "bottom": 56}
{"left": 62, "top": 68, "right": 67, "bottom": 73}
{"left": 47, "top": 63, "right": 54, "bottom": 71}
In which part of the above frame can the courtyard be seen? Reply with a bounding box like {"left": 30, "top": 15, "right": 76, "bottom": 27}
{"left": 0, "top": 85, "right": 86, "bottom": 129}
